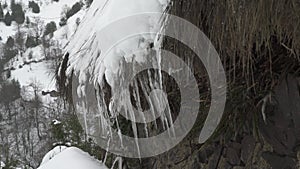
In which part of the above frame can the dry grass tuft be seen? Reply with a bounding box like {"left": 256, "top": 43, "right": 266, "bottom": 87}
{"left": 165, "top": 0, "right": 300, "bottom": 140}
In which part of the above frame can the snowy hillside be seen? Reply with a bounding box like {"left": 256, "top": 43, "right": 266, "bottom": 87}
{"left": 0, "top": 0, "right": 84, "bottom": 41}
{"left": 0, "top": 0, "right": 94, "bottom": 168}
{"left": 1, "top": 0, "right": 87, "bottom": 93}
{"left": 1, "top": 0, "right": 172, "bottom": 168}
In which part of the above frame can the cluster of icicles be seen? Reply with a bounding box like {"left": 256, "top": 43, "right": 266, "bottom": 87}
{"left": 58, "top": 0, "right": 173, "bottom": 160}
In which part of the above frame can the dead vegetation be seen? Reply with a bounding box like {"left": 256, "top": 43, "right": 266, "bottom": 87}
{"left": 164, "top": 0, "right": 300, "bottom": 138}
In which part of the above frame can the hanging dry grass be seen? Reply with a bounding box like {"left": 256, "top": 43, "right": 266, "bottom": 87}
{"left": 164, "top": 0, "right": 300, "bottom": 140}
{"left": 168, "top": 0, "right": 299, "bottom": 87}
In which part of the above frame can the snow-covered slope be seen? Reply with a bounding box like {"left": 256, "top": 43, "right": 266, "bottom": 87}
{"left": 0, "top": 0, "right": 85, "bottom": 42}
{"left": 1, "top": 0, "right": 86, "bottom": 93}
{"left": 0, "top": 1, "right": 89, "bottom": 166}
{"left": 38, "top": 146, "right": 107, "bottom": 169}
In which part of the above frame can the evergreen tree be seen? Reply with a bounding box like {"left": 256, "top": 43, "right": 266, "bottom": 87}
{"left": 25, "top": 16, "right": 30, "bottom": 24}
{"left": 0, "top": 79, "right": 21, "bottom": 106}
{"left": 59, "top": 17, "right": 67, "bottom": 27}
{"left": 10, "top": 0, "right": 16, "bottom": 9}
{"left": 3, "top": 1, "right": 8, "bottom": 9}
{"left": 51, "top": 120, "right": 65, "bottom": 143}
{"left": 3, "top": 37, "right": 18, "bottom": 62}
{"left": 4, "top": 11, "right": 12, "bottom": 26}
{"left": 28, "top": 1, "right": 40, "bottom": 13}
{"left": 64, "top": 114, "right": 84, "bottom": 143}
{"left": 25, "top": 35, "right": 38, "bottom": 48}
{"left": 15, "top": 31, "right": 25, "bottom": 51}
{"left": 86, "top": 0, "right": 93, "bottom": 8}
{"left": 11, "top": 3, "right": 25, "bottom": 24}
{"left": 44, "top": 21, "right": 57, "bottom": 36}
{"left": 6, "top": 36, "right": 15, "bottom": 48}
{"left": 25, "top": 16, "right": 30, "bottom": 28}
{"left": 0, "top": 5, "right": 4, "bottom": 21}
{"left": 66, "top": 2, "right": 83, "bottom": 19}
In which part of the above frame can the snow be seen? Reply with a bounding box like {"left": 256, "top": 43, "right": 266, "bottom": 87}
{"left": 0, "top": 22, "right": 18, "bottom": 43}
{"left": 64, "top": 0, "right": 170, "bottom": 95}
{"left": 0, "top": 161, "right": 5, "bottom": 169}
{"left": 4, "top": 46, "right": 54, "bottom": 91}
{"left": 1, "top": 0, "right": 87, "bottom": 97}
{"left": 0, "top": 0, "right": 86, "bottom": 42}
{"left": 8, "top": 59, "right": 57, "bottom": 103}
{"left": 38, "top": 147, "right": 108, "bottom": 169}
{"left": 40, "top": 146, "right": 68, "bottom": 165}
{"left": 0, "top": 0, "right": 70, "bottom": 42}
{"left": 52, "top": 119, "right": 61, "bottom": 125}
{"left": 53, "top": 8, "right": 86, "bottom": 47}
{"left": 65, "top": 0, "right": 169, "bottom": 86}
{"left": 10, "top": 60, "right": 55, "bottom": 90}
{"left": 27, "top": 0, "right": 81, "bottom": 25}
{"left": 0, "top": 0, "right": 114, "bottom": 168}
{"left": 6, "top": 46, "right": 45, "bottom": 68}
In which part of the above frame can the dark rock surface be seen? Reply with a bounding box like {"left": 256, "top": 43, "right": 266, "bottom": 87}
{"left": 125, "top": 75, "right": 300, "bottom": 169}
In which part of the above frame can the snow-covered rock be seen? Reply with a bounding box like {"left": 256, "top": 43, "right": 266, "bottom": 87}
{"left": 40, "top": 146, "right": 68, "bottom": 165}
{"left": 64, "top": 0, "right": 169, "bottom": 87}
{"left": 38, "top": 147, "right": 107, "bottom": 169}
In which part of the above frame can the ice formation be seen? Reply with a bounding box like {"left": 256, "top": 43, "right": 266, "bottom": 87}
{"left": 58, "top": 0, "right": 173, "bottom": 158}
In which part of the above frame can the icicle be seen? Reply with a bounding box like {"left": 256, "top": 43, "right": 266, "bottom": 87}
{"left": 115, "top": 116, "right": 124, "bottom": 148}
{"left": 111, "top": 157, "right": 123, "bottom": 169}
{"left": 103, "top": 135, "right": 111, "bottom": 164}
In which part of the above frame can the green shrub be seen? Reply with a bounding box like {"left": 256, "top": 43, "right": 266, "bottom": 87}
{"left": 11, "top": 3, "right": 25, "bottom": 24}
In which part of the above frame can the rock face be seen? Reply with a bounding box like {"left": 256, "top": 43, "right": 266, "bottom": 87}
{"left": 122, "top": 74, "right": 299, "bottom": 169}
{"left": 54, "top": 0, "right": 299, "bottom": 168}
{"left": 259, "top": 75, "right": 300, "bottom": 169}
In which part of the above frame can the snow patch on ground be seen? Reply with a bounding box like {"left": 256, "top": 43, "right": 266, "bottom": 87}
{"left": 10, "top": 60, "right": 55, "bottom": 90}
{"left": 27, "top": 0, "right": 81, "bottom": 25}
{"left": 0, "top": 161, "right": 5, "bottom": 169}
{"left": 6, "top": 46, "right": 45, "bottom": 68}
{"left": 0, "top": 22, "right": 18, "bottom": 43}
{"left": 1, "top": 0, "right": 87, "bottom": 98}
{"left": 53, "top": 8, "right": 86, "bottom": 47}
{"left": 40, "top": 146, "right": 68, "bottom": 165}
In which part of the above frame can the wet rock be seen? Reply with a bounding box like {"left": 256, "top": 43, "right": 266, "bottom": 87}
{"left": 198, "top": 145, "right": 215, "bottom": 163}
{"left": 207, "top": 146, "right": 222, "bottom": 169}
{"left": 260, "top": 75, "right": 300, "bottom": 156}
{"left": 241, "top": 135, "right": 255, "bottom": 163}
{"left": 262, "top": 151, "right": 297, "bottom": 169}
{"left": 198, "top": 149, "right": 209, "bottom": 163}
{"left": 232, "top": 167, "right": 244, "bottom": 169}
{"left": 226, "top": 147, "right": 240, "bottom": 166}
{"left": 218, "top": 156, "right": 232, "bottom": 169}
